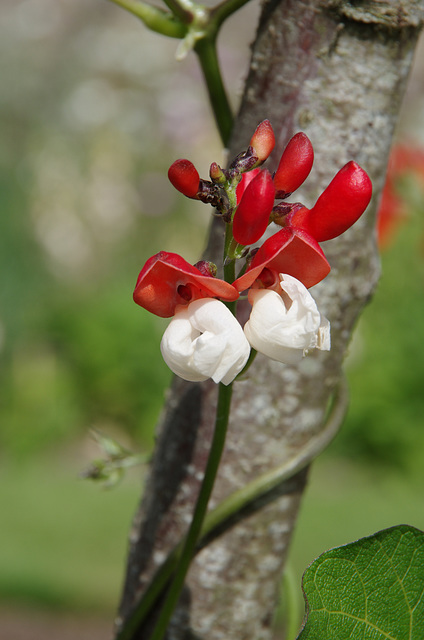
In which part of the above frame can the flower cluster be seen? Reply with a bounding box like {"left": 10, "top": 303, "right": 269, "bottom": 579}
{"left": 134, "top": 121, "right": 372, "bottom": 384}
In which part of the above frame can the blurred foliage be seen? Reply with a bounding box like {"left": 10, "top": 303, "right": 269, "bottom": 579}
{"left": 340, "top": 178, "right": 424, "bottom": 471}
{"left": 0, "top": 0, "right": 219, "bottom": 459}
{"left": 0, "top": 454, "right": 139, "bottom": 611}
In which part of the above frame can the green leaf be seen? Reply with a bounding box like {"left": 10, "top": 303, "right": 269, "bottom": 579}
{"left": 297, "top": 525, "right": 424, "bottom": 640}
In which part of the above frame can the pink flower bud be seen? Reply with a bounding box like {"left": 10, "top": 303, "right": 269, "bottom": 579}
{"left": 289, "top": 161, "right": 372, "bottom": 241}
{"left": 249, "top": 120, "right": 276, "bottom": 164}
{"left": 273, "top": 132, "right": 314, "bottom": 195}
{"left": 233, "top": 169, "right": 275, "bottom": 246}
{"left": 168, "top": 159, "right": 200, "bottom": 198}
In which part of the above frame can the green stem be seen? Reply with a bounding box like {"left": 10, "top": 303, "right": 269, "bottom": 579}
{"left": 107, "top": 0, "right": 187, "bottom": 38}
{"left": 161, "top": 0, "right": 193, "bottom": 24}
{"left": 149, "top": 381, "right": 233, "bottom": 640}
{"left": 281, "top": 567, "right": 301, "bottom": 640}
{"left": 234, "top": 347, "right": 257, "bottom": 380}
{"left": 212, "top": 0, "right": 255, "bottom": 28}
{"left": 194, "top": 35, "right": 234, "bottom": 146}
{"left": 223, "top": 245, "right": 236, "bottom": 284}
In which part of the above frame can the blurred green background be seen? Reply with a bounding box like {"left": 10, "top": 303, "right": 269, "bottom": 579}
{"left": 1, "top": 0, "right": 424, "bottom": 636}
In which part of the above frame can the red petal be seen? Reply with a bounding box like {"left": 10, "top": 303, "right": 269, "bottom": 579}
{"left": 291, "top": 161, "right": 372, "bottom": 241}
{"left": 233, "top": 228, "right": 330, "bottom": 292}
{"left": 233, "top": 170, "right": 275, "bottom": 245}
{"left": 134, "top": 252, "right": 239, "bottom": 317}
{"left": 236, "top": 168, "right": 261, "bottom": 203}
{"left": 273, "top": 132, "right": 314, "bottom": 194}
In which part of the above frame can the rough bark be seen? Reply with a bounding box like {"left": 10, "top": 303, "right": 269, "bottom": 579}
{"left": 116, "top": 1, "right": 424, "bottom": 639}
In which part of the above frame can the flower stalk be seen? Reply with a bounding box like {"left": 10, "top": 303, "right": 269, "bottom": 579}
{"left": 107, "top": 0, "right": 187, "bottom": 37}
{"left": 149, "top": 381, "right": 233, "bottom": 640}
{"left": 194, "top": 35, "right": 233, "bottom": 145}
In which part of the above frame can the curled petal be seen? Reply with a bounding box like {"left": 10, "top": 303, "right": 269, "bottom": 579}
{"left": 233, "top": 228, "right": 330, "bottom": 292}
{"left": 289, "top": 161, "right": 372, "bottom": 241}
{"left": 134, "top": 251, "right": 239, "bottom": 318}
{"left": 160, "top": 299, "right": 251, "bottom": 384}
{"left": 243, "top": 275, "right": 330, "bottom": 364}
{"left": 273, "top": 132, "right": 314, "bottom": 195}
{"left": 233, "top": 169, "right": 275, "bottom": 246}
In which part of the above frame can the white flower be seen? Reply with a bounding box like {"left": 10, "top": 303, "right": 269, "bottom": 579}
{"left": 160, "top": 298, "right": 251, "bottom": 385}
{"left": 243, "top": 274, "right": 330, "bottom": 364}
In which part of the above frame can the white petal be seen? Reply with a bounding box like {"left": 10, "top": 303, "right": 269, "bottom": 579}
{"left": 160, "top": 299, "right": 250, "bottom": 385}
{"left": 317, "top": 315, "right": 331, "bottom": 351}
{"left": 243, "top": 274, "right": 330, "bottom": 364}
{"left": 160, "top": 312, "right": 207, "bottom": 382}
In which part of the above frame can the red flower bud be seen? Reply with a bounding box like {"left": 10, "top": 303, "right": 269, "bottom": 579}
{"left": 168, "top": 159, "right": 200, "bottom": 198}
{"left": 273, "top": 132, "right": 314, "bottom": 195}
{"left": 249, "top": 120, "right": 276, "bottom": 165}
{"left": 233, "top": 169, "right": 275, "bottom": 246}
{"left": 289, "top": 161, "right": 372, "bottom": 241}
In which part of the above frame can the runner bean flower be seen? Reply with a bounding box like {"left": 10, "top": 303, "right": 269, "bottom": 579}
{"left": 133, "top": 120, "right": 372, "bottom": 382}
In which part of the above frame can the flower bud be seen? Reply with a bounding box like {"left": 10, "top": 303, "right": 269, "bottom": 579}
{"left": 249, "top": 120, "right": 276, "bottom": 165}
{"left": 273, "top": 132, "right": 314, "bottom": 196}
{"left": 289, "top": 161, "right": 372, "bottom": 241}
{"left": 209, "top": 162, "right": 226, "bottom": 184}
{"left": 233, "top": 169, "right": 275, "bottom": 246}
{"left": 168, "top": 159, "right": 200, "bottom": 198}
{"left": 160, "top": 299, "right": 251, "bottom": 384}
{"left": 193, "top": 260, "right": 217, "bottom": 277}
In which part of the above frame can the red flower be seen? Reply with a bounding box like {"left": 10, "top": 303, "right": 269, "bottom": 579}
{"left": 377, "top": 181, "right": 407, "bottom": 249}
{"left": 233, "top": 228, "right": 330, "bottom": 292}
{"left": 284, "top": 161, "right": 372, "bottom": 242}
{"left": 233, "top": 169, "right": 275, "bottom": 245}
{"left": 377, "top": 143, "right": 424, "bottom": 248}
{"left": 273, "top": 132, "right": 314, "bottom": 196}
{"left": 133, "top": 252, "right": 239, "bottom": 318}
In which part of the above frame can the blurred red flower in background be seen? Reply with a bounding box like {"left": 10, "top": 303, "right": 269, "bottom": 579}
{"left": 377, "top": 143, "right": 424, "bottom": 249}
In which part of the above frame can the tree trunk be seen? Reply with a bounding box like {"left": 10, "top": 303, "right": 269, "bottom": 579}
{"left": 116, "top": 1, "right": 424, "bottom": 638}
